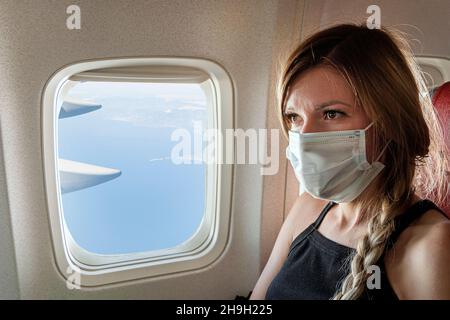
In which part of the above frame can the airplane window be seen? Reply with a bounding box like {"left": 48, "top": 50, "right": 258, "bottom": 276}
{"left": 43, "top": 58, "right": 233, "bottom": 285}
{"left": 57, "top": 81, "right": 207, "bottom": 254}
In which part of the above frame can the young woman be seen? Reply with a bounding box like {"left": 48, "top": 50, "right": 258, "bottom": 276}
{"left": 251, "top": 24, "right": 449, "bottom": 300}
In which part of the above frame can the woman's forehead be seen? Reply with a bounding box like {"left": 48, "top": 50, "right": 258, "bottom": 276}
{"left": 286, "top": 66, "right": 356, "bottom": 110}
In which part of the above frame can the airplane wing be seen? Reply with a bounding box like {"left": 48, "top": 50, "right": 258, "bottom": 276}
{"left": 59, "top": 98, "right": 101, "bottom": 119}
{"left": 59, "top": 158, "right": 121, "bottom": 194}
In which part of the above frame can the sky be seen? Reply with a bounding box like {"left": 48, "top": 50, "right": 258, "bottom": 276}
{"left": 58, "top": 81, "right": 207, "bottom": 255}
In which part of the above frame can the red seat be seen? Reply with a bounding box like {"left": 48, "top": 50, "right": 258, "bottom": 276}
{"left": 430, "top": 81, "right": 450, "bottom": 217}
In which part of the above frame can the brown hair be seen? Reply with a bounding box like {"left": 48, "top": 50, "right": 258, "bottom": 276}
{"left": 277, "top": 23, "right": 449, "bottom": 299}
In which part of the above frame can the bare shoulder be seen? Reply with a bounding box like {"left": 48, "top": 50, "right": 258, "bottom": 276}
{"left": 385, "top": 209, "right": 450, "bottom": 299}
{"left": 393, "top": 208, "right": 449, "bottom": 251}
{"left": 287, "top": 193, "right": 329, "bottom": 242}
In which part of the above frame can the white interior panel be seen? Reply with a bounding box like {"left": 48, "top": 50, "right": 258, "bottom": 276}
{"left": 1, "top": 0, "right": 449, "bottom": 300}
{"left": 0, "top": 0, "right": 293, "bottom": 299}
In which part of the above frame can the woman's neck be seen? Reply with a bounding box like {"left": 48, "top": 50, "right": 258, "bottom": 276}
{"left": 334, "top": 175, "right": 420, "bottom": 230}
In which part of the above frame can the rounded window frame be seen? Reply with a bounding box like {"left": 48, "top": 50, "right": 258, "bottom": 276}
{"left": 42, "top": 57, "right": 234, "bottom": 288}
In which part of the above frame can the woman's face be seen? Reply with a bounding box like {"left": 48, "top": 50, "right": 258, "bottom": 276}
{"left": 284, "top": 65, "right": 375, "bottom": 161}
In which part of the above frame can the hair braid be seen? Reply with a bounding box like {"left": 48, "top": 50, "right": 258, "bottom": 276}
{"left": 332, "top": 205, "right": 395, "bottom": 300}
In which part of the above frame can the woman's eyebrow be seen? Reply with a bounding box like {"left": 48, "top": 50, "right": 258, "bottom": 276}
{"left": 314, "top": 100, "right": 352, "bottom": 109}
{"left": 285, "top": 100, "right": 352, "bottom": 113}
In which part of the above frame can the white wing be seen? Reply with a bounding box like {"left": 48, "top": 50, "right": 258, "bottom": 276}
{"left": 59, "top": 159, "right": 121, "bottom": 194}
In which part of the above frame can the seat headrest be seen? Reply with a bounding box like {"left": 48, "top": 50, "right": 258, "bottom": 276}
{"left": 430, "top": 81, "right": 450, "bottom": 217}
{"left": 431, "top": 82, "right": 450, "bottom": 149}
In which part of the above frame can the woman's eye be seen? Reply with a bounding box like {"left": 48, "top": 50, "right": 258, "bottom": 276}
{"left": 323, "top": 110, "right": 344, "bottom": 120}
{"left": 287, "top": 114, "right": 297, "bottom": 122}
{"left": 285, "top": 113, "right": 301, "bottom": 126}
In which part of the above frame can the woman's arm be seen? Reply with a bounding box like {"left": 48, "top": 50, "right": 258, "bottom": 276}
{"left": 249, "top": 205, "right": 296, "bottom": 300}
{"left": 405, "top": 220, "right": 450, "bottom": 299}
{"left": 389, "top": 213, "right": 450, "bottom": 299}
{"left": 250, "top": 194, "right": 319, "bottom": 299}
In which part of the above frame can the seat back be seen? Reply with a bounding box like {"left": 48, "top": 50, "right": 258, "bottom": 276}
{"left": 431, "top": 82, "right": 450, "bottom": 217}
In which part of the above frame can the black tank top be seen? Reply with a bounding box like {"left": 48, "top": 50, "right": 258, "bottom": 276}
{"left": 265, "top": 199, "right": 448, "bottom": 300}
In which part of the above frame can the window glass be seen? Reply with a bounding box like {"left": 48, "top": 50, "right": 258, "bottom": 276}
{"left": 57, "top": 81, "right": 207, "bottom": 255}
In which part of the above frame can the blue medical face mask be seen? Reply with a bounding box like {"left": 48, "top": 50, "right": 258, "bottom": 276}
{"left": 286, "top": 122, "right": 389, "bottom": 203}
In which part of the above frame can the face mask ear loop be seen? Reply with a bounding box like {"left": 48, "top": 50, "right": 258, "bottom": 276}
{"left": 374, "top": 140, "right": 391, "bottom": 162}
{"left": 364, "top": 122, "right": 388, "bottom": 163}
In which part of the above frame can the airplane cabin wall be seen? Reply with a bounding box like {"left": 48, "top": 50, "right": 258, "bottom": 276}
{"left": 0, "top": 0, "right": 303, "bottom": 299}
{"left": 2, "top": 0, "right": 445, "bottom": 300}
{"left": 302, "top": 0, "right": 450, "bottom": 58}
{"left": 0, "top": 129, "right": 19, "bottom": 299}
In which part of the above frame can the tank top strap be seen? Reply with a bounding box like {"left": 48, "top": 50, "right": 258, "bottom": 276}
{"left": 387, "top": 199, "right": 448, "bottom": 247}
{"left": 312, "top": 201, "right": 337, "bottom": 229}
{"left": 288, "top": 201, "right": 337, "bottom": 255}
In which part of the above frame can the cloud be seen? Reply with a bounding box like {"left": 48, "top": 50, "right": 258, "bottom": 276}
{"left": 107, "top": 101, "right": 207, "bottom": 129}
{"left": 148, "top": 156, "right": 172, "bottom": 163}
{"left": 68, "top": 82, "right": 207, "bottom": 129}
{"left": 177, "top": 104, "right": 206, "bottom": 111}
{"left": 179, "top": 154, "right": 205, "bottom": 163}
{"left": 149, "top": 154, "right": 207, "bottom": 164}
{"left": 155, "top": 94, "right": 206, "bottom": 103}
